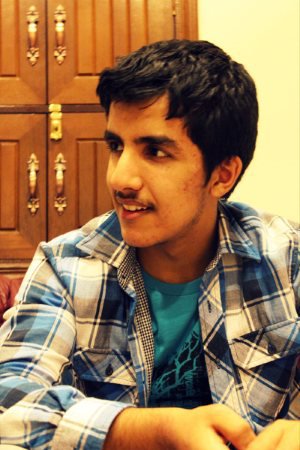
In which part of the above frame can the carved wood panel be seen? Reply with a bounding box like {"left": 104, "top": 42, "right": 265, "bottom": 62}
{"left": 0, "top": 114, "right": 46, "bottom": 261}
{"left": 0, "top": 0, "right": 46, "bottom": 104}
{"left": 47, "top": 0, "right": 183, "bottom": 104}
{"left": 47, "top": 112, "right": 111, "bottom": 240}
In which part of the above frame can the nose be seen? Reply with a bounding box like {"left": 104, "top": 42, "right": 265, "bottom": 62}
{"left": 107, "top": 148, "right": 143, "bottom": 193}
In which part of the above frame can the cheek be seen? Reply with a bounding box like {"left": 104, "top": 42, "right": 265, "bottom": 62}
{"left": 181, "top": 170, "right": 204, "bottom": 196}
{"left": 156, "top": 176, "right": 203, "bottom": 216}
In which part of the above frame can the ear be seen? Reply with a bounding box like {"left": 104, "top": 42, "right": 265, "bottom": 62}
{"left": 209, "top": 156, "right": 243, "bottom": 198}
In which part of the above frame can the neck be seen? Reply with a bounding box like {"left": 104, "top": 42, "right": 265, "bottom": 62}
{"left": 137, "top": 209, "right": 219, "bottom": 284}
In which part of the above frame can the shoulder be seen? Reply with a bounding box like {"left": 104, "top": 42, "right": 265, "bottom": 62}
{"left": 221, "top": 201, "right": 298, "bottom": 238}
{"left": 220, "top": 201, "right": 299, "bottom": 261}
{"left": 41, "top": 210, "right": 121, "bottom": 260}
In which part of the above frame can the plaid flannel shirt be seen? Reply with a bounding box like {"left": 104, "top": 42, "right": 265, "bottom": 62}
{"left": 0, "top": 201, "right": 299, "bottom": 449}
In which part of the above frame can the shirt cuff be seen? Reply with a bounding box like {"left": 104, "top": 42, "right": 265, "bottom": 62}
{"left": 52, "top": 397, "right": 132, "bottom": 449}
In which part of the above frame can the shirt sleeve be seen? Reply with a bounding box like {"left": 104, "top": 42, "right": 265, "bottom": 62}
{"left": 0, "top": 244, "right": 130, "bottom": 449}
{"left": 292, "top": 231, "right": 300, "bottom": 315}
{"left": 288, "top": 227, "right": 300, "bottom": 420}
{"left": 287, "top": 356, "right": 300, "bottom": 420}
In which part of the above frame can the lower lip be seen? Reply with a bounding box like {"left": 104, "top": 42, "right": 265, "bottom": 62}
{"left": 120, "top": 207, "right": 150, "bottom": 220}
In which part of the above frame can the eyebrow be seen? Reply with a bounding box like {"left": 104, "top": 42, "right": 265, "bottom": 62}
{"left": 136, "top": 135, "right": 178, "bottom": 149}
{"left": 104, "top": 130, "right": 123, "bottom": 143}
{"left": 104, "top": 130, "right": 179, "bottom": 149}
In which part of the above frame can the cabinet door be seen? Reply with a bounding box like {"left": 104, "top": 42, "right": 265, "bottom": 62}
{"left": 47, "top": 0, "right": 177, "bottom": 105}
{"left": 0, "top": 0, "right": 46, "bottom": 104}
{"left": 0, "top": 0, "right": 197, "bottom": 106}
{"left": 48, "top": 112, "right": 112, "bottom": 240}
{"left": 0, "top": 115, "right": 46, "bottom": 263}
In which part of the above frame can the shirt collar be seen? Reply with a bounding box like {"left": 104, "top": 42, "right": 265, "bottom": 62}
{"left": 218, "top": 201, "right": 261, "bottom": 261}
{"left": 76, "top": 210, "right": 130, "bottom": 269}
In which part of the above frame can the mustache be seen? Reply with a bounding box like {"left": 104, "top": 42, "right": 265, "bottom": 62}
{"left": 114, "top": 190, "right": 154, "bottom": 209}
{"left": 114, "top": 190, "right": 137, "bottom": 200}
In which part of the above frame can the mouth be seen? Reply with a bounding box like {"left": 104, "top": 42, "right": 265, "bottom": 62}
{"left": 118, "top": 202, "right": 152, "bottom": 219}
{"left": 123, "top": 204, "right": 148, "bottom": 212}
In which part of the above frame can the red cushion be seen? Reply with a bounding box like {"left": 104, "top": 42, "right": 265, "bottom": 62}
{"left": 0, "top": 276, "right": 23, "bottom": 325}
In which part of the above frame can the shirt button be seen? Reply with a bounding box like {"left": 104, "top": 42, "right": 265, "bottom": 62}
{"left": 105, "top": 363, "right": 114, "bottom": 376}
{"left": 267, "top": 342, "right": 277, "bottom": 355}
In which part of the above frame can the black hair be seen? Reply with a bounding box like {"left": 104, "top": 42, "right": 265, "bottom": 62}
{"left": 97, "top": 39, "right": 258, "bottom": 196}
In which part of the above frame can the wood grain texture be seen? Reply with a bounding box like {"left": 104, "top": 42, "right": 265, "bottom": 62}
{"left": 0, "top": 142, "right": 17, "bottom": 229}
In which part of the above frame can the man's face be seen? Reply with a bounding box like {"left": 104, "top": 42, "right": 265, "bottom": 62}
{"left": 105, "top": 95, "right": 217, "bottom": 250}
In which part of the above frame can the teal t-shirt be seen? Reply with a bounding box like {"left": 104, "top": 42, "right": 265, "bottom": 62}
{"left": 143, "top": 271, "right": 212, "bottom": 409}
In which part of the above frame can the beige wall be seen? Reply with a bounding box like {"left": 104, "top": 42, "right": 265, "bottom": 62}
{"left": 198, "top": 0, "right": 299, "bottom": 222}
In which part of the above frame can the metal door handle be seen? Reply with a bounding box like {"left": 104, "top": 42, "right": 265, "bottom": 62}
{"left": 54, "top": 5, "right": 67, "bottom": 64}
{"left": 27, "top": 153, "right": 40, "bottom": 215}
{"left": 54, "top": 153, "right": 67, "bottom": 214}
{"left": 26, "top": 6, "right": 39, "bottom": 65}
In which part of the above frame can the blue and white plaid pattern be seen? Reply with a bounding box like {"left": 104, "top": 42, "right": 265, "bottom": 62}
{"left": 0, "top": 201, "right": 299, "bottom": 449}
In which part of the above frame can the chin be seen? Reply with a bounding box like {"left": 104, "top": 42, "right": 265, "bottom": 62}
{"left": 121, "top": 230, "right": 158, "bottom": 248}
{"left": 122, "top": 236, "right": 153, "bottom": 248}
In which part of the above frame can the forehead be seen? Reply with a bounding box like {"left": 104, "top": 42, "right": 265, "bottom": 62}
{"left": 107, "top": 95, "right": 186, "bottom": 138}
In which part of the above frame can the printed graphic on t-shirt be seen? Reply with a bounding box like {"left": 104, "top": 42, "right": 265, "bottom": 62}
{"left": 149, "top": 328, "right": 212, "bottom": 408}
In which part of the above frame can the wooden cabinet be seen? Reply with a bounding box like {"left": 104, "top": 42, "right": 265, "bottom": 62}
{"left": 0, "top": 0, "right": 198, "bottom": 274}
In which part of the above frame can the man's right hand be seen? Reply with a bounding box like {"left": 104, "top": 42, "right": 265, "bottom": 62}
{"left": 103, "top": 404, "right": 256, "bottom": 450}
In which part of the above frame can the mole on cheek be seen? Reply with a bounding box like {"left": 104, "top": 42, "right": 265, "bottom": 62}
{"left": 182, "top": 182, "right": 189, "bottom": 192}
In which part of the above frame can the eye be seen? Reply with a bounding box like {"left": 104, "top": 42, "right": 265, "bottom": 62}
{"left": 147, "top": 146, "right": 169, "bottom": 158}
{"left": 106, "top": 140, "right": 123, "bottom": 153}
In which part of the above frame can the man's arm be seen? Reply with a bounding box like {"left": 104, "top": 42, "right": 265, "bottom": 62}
{"left": 0, "top": 245, "right": 129, "bottom": 449}
{"left": 103, "top": 404, "right": 256, "bottom": 450}
{"left": 244, "top": 232, "right": 300, "bottom": 450}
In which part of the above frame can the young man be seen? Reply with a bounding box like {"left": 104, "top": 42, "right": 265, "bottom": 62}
{"left": 0, "top": 40, "right": 299, "bottom": 450}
